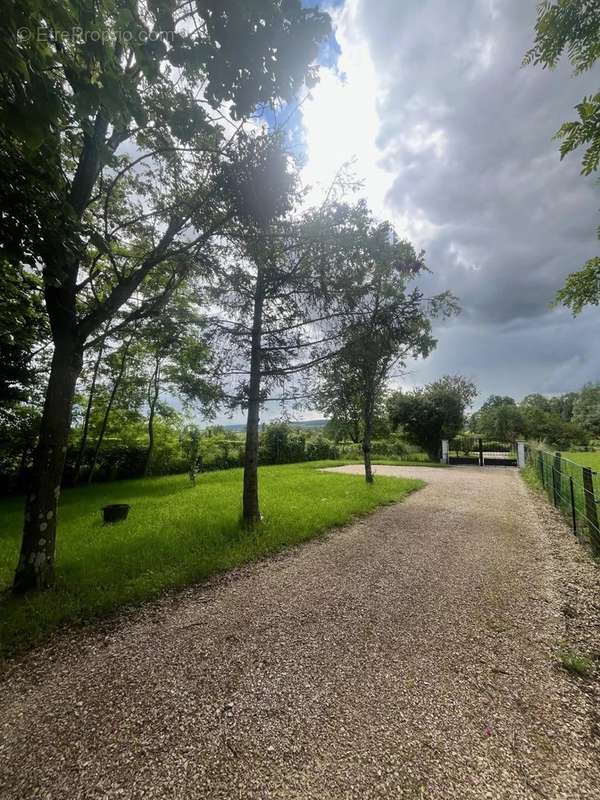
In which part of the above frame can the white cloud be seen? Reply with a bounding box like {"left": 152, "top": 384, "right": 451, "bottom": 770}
{"left": 300, "top": 0, "right": 600, "bottom": 403}
{"left": 300, "top": 0, "right": 392, "bottom": 220}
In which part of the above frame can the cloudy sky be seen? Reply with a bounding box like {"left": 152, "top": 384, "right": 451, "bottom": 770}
{"left": 299, "top": 0, "right": 599, "bottom": 409}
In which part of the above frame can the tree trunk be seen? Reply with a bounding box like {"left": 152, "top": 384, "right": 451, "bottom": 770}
{"left": 144, "top": 355, "right": 161, "bottom": 477}
{"left": 13, "top": 110, "right": 145, "bottom": 593}
{"left": 13, "top": 339, "right": 83, "bottom": 593}
{"left": 87, "top": 336, "right": 132, "bottom": 484}
{"left": 72, "top": 333, "right": 107, "bottom": 485}
{"left": 242, "top": 269, "right": 265, "bottom": 526}
{"left": 362, "top": 388, "right": 375, "bottom": 484}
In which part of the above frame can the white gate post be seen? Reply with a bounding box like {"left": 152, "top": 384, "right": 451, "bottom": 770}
{"left": 517, "top": 441, "right": 526, "bottom": 469}
{"left": 441, "top": 439, "right": 449, "bottom": 465}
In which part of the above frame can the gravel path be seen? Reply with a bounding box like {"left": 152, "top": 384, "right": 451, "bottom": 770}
{"left": 1, "top": 465, "right": 599, "bottom": 799}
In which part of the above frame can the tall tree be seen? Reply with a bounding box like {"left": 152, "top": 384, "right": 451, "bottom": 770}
{"left": 571, "top": 382, "right": 600, "bottom": 437}
{"left": 318, "top": 364, "right": 372, "bottom": 445}
{"left": 317, "top": 209, "right": 457, "bottom": 482}
{"left": 471, "top": 395, "right": 526, "bottom": 442}
{"left": 388, "top": 376, "right": 477, "bottom": 460}
{"left": 86, "top": 333, "right": 137, "bottom": 484}
{"left": 139, "top": 291, "right": 221, "bottom": 476}
{"left": 3, "top": 1, "right": 331, "bottom": 592}
{"left": 525, "top": 0, "right": 600, "bottom": 313}
{"left": 214, "top": 137, "right": 351, "bottom": 524}
{"left": 215, "top": 138, "right": 311, "bottom": 524}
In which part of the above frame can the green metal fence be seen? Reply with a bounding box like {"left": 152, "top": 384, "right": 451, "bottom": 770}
{"left": 527, "top": 446, "right": 600, "bottom": 555}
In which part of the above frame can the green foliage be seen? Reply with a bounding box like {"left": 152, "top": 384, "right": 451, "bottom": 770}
{"left": 305, "top": 435, "right": 339, "bottom": 462}
{"left": 259, "top": 420, "right": 338, "bottom": 464}
{"left": 561, "top": 450, "right": 600, "bottom": 478}
{"left": 259, "top": 421, "right": 306, "bottom": 465}
{"left": 0, "top": 404, "right": 41, "bottom": 493}
{"left": 471, "top": 391, "right": 590, "bottom": 448}
{"left": 257, "top": 422, "right": 339, "bottom": 466}
{"left": 318, "top": 366, "right": 365, "bottom": 444}
{"left": 471, "top": 395, "right": 527, "bottom": 441}
{"left": 0, "top": 261, "right": 48, "bottom": 406}
{"left": 572, "top": 382, "right": 600, "bottom": 436}
{"left": 555, "top": 257, "right": 600, "bottom": 313}
{"left": 318, "top": 364, "right": 391, "bottom": 443}
{"left": 314, "top": 203, "right": 457, "bottom": 480}
{"left": 525, "top": 0, "right": 600, "bottom": 313}
{"left": 336, "top": 437, "right": 410, "bottom": 460}
{"left": 0, "top": 0, "right": 304, "bottom": 581}
{"left": 0, "top": 0, "right": 331, "bottom": 145}
{"left": 0, "top": 463, "right": 422, "bottom": 656}
{"left": 198, "top": 429, "right": 244, "bottom": 471}
{"left": 549, "top": 391, "right": 579, "bottom": 421}
{"left": 64, "top": 403, "right": 187, "bottom": 485}
{"left": 140, "top": 289, "right": 221, "bottom": 413}
{"left": 0, "top": 0, "right": 333, "bottom": 493}
{"left": 388, "top": 375, "right": 477, "bottom": 459}
{"left": 556, "top": 94, "right": 600, "bottom": 174}
{"left": 180, "top": 424, "right": 202, "bottom": 485}
{"left": 559, "top": 650, "right": 594, "bottom": 677}
{"left": 525, "top": 1, "right": 600, "bottom": 74}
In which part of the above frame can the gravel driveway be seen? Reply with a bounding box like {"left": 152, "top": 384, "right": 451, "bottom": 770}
{"left": 1, "top": 465, "right": 599, "bottom": 799}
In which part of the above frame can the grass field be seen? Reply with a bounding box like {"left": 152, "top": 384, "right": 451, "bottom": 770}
{"left": 526, "top": 449, "right": 600, "bottom": 497}
{"left": 561, "top": 451, "right": 600, "bottom": 473}
{"left": 559, "top": 451, "right": 600, "bottom": 497}
{"left": 0, "top": 461, "right": 423, "bottom": 658}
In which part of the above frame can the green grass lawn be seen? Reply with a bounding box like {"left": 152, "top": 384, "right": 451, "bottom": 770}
{"left": 561, "top": 451, "right": 600, "bottom": 473}
{"left": 559, "top": 451, "right": 600, "bottom": 497}
{"left": 0, "top": 460, "right": 422, "bottom": 658}
{"left": 526, "top": 449, "right": 600, "bottom": 498}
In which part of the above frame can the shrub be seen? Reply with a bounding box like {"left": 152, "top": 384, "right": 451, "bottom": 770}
{"left": 306, "top": 435, "right": 338, "bottom": 461}
{"left": 259, "top": 421, "right": 306, "bottom": 465}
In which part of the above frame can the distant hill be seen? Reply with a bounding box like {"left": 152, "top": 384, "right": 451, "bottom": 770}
{"left": 222, "top": 419, "right": 328, "bottom": 433}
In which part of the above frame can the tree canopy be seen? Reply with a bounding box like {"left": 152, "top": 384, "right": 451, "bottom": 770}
{"left": 387, "top": 376, "right": 477, "bottom": 460}
{"left": 2, "top": 0, "right": 333, "bottom": 592}
{"left": 525, "top": 0, "right": 600, "bottom": 314}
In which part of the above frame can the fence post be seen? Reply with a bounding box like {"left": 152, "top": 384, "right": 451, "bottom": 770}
{"left": 478, "top": 438, "right": 484, "bottom": 467}
{"left": 569, "top": 477, "right": 577, "bottom": 535}
{"left": 539, "top": 451, "right": 544, "bottom": 487}
{"left": 441, "top": 439, "right": 449, "bottom": 465}
{"left": 517, "top": 441, "right": 526, "bottom": 469}
{"left": 552, "top": 452, "right": 561, "bottom": 507}
{"left": 582, "top": 467, "right": 600, "bottom": 552}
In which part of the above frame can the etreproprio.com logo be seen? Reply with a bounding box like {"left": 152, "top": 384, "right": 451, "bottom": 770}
{"left": 16, "top": 27, "right": 175, "bottom": 45}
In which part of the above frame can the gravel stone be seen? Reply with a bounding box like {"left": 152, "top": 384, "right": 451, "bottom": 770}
{"left": 0, "top": 464, "right": 598, "bottom": 799}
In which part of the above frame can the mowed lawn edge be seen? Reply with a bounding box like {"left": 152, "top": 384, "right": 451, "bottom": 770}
{"left": 0, "top": 461, "right": 423, "bottom": 659}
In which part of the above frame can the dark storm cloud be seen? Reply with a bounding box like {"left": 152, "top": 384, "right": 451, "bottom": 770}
{"left": 351, "top": 0, "right": 600, "bottom": 401}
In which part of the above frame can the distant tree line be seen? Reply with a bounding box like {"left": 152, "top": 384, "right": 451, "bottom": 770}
{"left": 321, "top": 374, "right": 477, "bottom": 462}
{"left": 469, "top": 386, "right": 600, "bottom": 448}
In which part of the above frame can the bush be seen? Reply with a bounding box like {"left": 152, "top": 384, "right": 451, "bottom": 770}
{"left": 62, "top": 444, "right": 149, "bottom": 484}
{"left": 259, "top": 421, "right": 306, "bottom": 465}
{"left": 199, "top": 435, "right": 244, "bottom": 471}
{"left": 306, "top": 435, "right": 339, "bottom": 461}
{"left": 337, "top": 438, "right": 411, "bottom": 460}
